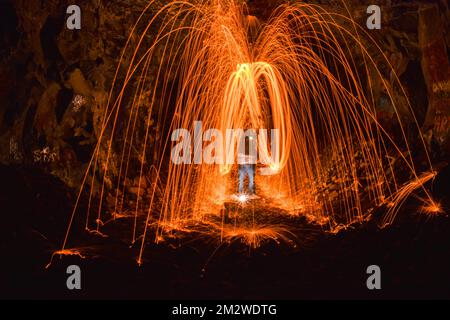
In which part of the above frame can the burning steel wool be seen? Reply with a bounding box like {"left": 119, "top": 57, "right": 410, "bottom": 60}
{"left": 59, "top": 0, "right": 439, "bottom": 265}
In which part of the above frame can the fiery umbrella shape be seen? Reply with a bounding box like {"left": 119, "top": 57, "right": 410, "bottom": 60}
{"left": 61, "top": 0, "right": 437, "bottom": 265}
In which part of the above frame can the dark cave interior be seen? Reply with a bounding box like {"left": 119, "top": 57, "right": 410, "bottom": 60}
{"left": 0, "top": 0, "right": 450, "bottom": 299}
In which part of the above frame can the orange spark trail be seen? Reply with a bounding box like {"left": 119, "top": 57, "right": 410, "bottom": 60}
{"left": 58, "top": 0, "right": 437, "bottom": 265}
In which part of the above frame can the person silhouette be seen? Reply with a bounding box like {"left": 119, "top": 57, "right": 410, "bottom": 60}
{"left": 237, "top": 133, "right": 257, "bottom": 195}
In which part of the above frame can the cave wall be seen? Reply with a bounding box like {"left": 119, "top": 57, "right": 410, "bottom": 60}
{"left": 0, "top": 0, "right": 156, "bottom": 186}
{"left": 0, "top": 0, "right": 449, "bottom": 187}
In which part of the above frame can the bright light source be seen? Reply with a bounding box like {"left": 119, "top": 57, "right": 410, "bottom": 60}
{"left": 238, "top": 194, "right": 248, "bottom": 203}
{"left": 269, "top": 163, "right": 280, "bottom": 172}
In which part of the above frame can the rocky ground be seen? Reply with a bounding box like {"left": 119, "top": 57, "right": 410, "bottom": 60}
{"left": 0, "top": 163, "right": 449, "bottom": 299}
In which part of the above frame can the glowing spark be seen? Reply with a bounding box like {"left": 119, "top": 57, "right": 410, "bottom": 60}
{"left": 46, "top": 249, "right": 85, "bottom": 269}
{"left": 222, "top": 224, "right": 295, "bottom": 249}
{"left": 420, "top": 199, "right": 444, "bottom": 216}
{"left": 237, "top": 194, "right": 248, "bottom": 203}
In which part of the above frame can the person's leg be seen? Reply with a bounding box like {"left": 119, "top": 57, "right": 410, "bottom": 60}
{"left": 248, "top": 164, "right": 255, "bottom": 194}
{"left": 238, "top": 165, "right": 245, "bottom": 193}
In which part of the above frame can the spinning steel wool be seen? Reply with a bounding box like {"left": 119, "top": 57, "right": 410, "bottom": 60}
{"left": 60, "top": 0, "right": 438, "bottom": 264}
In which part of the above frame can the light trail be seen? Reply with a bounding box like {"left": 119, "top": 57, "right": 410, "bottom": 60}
{"left": 57, "top": 0, "right": 439, "bottom": 265}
